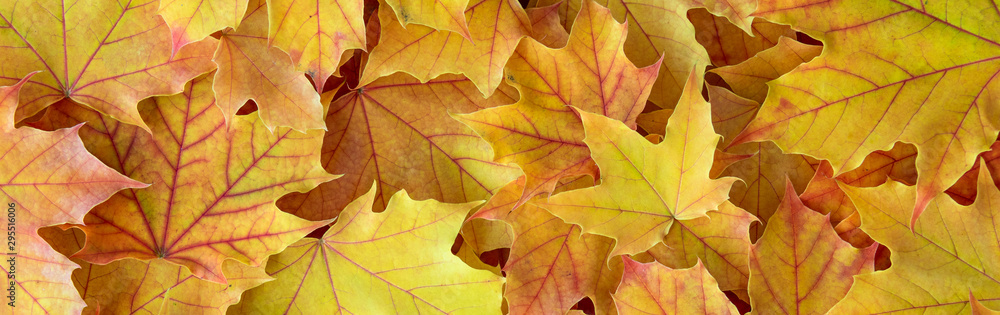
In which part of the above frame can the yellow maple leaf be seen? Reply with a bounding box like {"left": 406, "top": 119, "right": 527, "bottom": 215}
{"left": 535, "top": 70, "right": 737, "bottom": 258}
{"left": 235, "top": 183, "right": 505, "bottom": 314}
{"left": 736, "top": 0, "right": 1000, "bottom": 227}
{"left": 832, "top": 160, "right": 1000, "bottom": 313}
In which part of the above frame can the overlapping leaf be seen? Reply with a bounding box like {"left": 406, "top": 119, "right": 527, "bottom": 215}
{"left": 749, "top": 180, "right": 876, "bottom": 314}
{"left": 361, "top": 0, "right": 531, "bottom": 97}
{"left": 688, "top": 8, "right": 793, "bottom": 67}
{"left": 0, "top": 0, "right": 218, "bottom": 130}
{"left": 526, "top": 2, "right": 570, "bottom": 48}
{"left": 158, "top": 0, "right": 249, "bottom": 50}
{"left": 468, "top": 178, "right": 619, "bottom": 315}
{"left": 737, "top": 0, "right": 1000, "bottom": 226}
{"left": 535, "top": 70, "right": 737, "bottom": 258}
{"left": 384, "top": 0, "right": 471, "bottom": 38}
{"left": 947, "top": 140, "right": 1000, "bottom": 204}
{"left": 234, "top": 184, "right": 505, "bottom": 314}
{"left": 644, "top": 201, "right": 755, "bottom": 292}
{"left": 267, "top": 0, "right": 366, "bottom": 91}
{"left": 40, "top": 226, "right": 271, "bottom": 314}
{"left": 34, "top": 75, "right": 334, "bottom": 284}
{"left": 830, "top": 161, "right": 1000, "bottom": 313}
{"left": 798, "top": 143, "right": 917, "bottom": 246}
{"left": 458, "top": 0, "right": 661, "bottom": 207}
{"left": 711, "top": 36, "right": 821, "bottom": 103}
{"left": 642, "top": 86, "right": 817, "bottom": 240}
{"left": 0, "top": 76, "right": 145, "bottom": 314}
{"left": 532, "top": 0, "right": 710, "bottom": 108}
{"left": 214, "top": 0, "right": 325, "bottom": 131}
{"left": 614, "top": 258, "right": 738, "bottom": 314}
{"left": 277, "top": 73, "right": 520, "bottom": 220}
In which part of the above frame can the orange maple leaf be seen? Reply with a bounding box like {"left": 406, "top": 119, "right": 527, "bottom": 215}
{"left": 34, "top": 75, "right": 334, "bottom": 284}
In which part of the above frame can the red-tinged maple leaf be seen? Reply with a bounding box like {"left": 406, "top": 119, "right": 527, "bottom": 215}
{"left": 710, "top": 36, "right": 822, "bottom": 103}
{"left": 614, "top": 258, "right": 739, "bottom": 314}
{"left": 276, "top": 73, "right": 521, "bottom": 221}
{"left": 157, "top": 0, "right": 250, "bottom": 51}
{"left": 749, "top": 180, "right": 877, "bottom": 314}
{"left": 268, "top": 0, "right": 366, "bottom": 91}
{"left": 736, "top": 0, "right": 1000, "bottom": 227}
{"left": 831, "top": 161, "right": 1000, "bottom": 313}
{"left": 31, "top": 75, "right": 335, "bottom": 284}
{"left": 457, "top": 0, "right": 661, "bottom": 209}
{"left": 0, "top": 75, "right": 145, "bottom": 314}
{"left": 214, "top": 0, "right": 326, "bottom": 132}
{"left": 535, "top": 70, "right": 737, "bottom": 259}
{"left": 233, "top": 184, "right": 505, "bottom": 314}
{"left": 40, "top": 226, "right": 271, "bottom": 314}
{"left": 0, "top": 0, "right": 218, "bottom": 131}
{"left": 644, "top": 201, "right": 756, "bottom": 292}
{"left": 688, "top": 8, "right": 794, "bottom": 67}
{"left": 360, "top": 0, "right": 531, "bottom": 98}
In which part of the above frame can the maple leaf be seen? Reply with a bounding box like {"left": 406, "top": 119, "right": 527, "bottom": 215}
{"left": 535, "top": 69, "right": 737, "bottom": 258}
{"left": 467, "top": 178, "right": 619, "bottom": 315}
{"left": 0, "top": 0, "right": 218, "bottom": 131}
{"left": 0, "top": 75, "right": 145, "bottom": 313}
{"left": 973, "top": 293, "right": 1000, "bottom": 315}
{"left": 34, "top": 75, "right": 335, "bottom": 284}
{"left": 830, "top": 160, "right": 1000, "bottom": 313}
{"left": 644, "top": 201, "right": 756, "bottom": 292}
{"left": 276, "top": 73, "right": 521, "bottom": 221}
{"left": 725, "top": 142, "right": 818, "bottom": 240}
{"left": 735, "top": 0, "right": 1000, "bottom": 226}
{"left": 268, "top": 0, "right": 366, "bottom": 91}
{"left": 214, "top": 0, "right": 325, "bottom": 132}
{"left": 749, "top": 180, "right": 876, "bottom": 314}
{"left": 798, "top": 143, "right": 917, "bottom": 247}
{"left": 614, "top": 258, "right": 738, "bottom": 314}
{"left": 947, "top": 140, "right": 1000, "bottom": 205}
{"left": 639, "top": 79, "right": 756, "bottom": 148}
{"left": 532, "top": 0, "right": 760, "bottom": 107}
{"left": 642, "top": 85, "right": 814, "bottom": 240}
{"left": 457, "top": 0, "right": 661, "bottom": 208}
{"left": 384, "top": 0, "right": 472, "bottom": 39}
{"left": 688, "top": 8, "right": 794, "bottom": 67}
{"left": 157, "top": 0, "right": 250, "bottom": 50}
{"left": 233, "top": 184, "right": 505, "bottom": 314}
{"left": 710, "top": 36, "right": 822, "bottom": 103}
{"left": 526, "top": 2, "right": 570, "bottom": 48}
{"left": 360, "top": 0, "right": 531, "bottom": 97}
{"left": 40, "top": 226, "right": 271, "bottom": 314}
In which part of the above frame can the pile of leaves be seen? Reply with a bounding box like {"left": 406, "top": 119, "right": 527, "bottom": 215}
{"left": 1, "top": 0, "right": 998, "bottom": 313}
